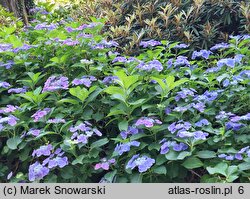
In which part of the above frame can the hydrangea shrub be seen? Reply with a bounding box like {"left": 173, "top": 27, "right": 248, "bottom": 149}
{"left": 0, "top": 10, "right": 250, "bottom": 183}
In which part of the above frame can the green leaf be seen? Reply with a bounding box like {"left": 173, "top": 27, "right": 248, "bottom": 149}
{"left": 153, "top": 166, "right": 167, "bottom": 175}
{"left": 118, "top": 120, "right": 128, "bottom": 131}
{"left": 156, "top": 155, "right": 167, "bottom": 165}
{"left": 72, "top": 155, "right": 85, "bottom": 165}
{"left": 104, "top": 170, "right": 117, "bottom": 182}
{"left": 57, "top": 98, "right": 79, "bottom": 105}
{"left": 196, "top": 150, "right": 216, "bottom": 159}
{"left": 177, "top": 151, "right": 192, "bottom": 160}
{"left": 182, "top": 157, "right": 203, "bottom": 169}
{"left": 7, "top": 137, "right": 22, "bottom": 150}
{"left": 130, "top": 174, "right": 142, "bottom": 183}
{"left": 238, "top": 162, "right": 250, "bottom": 171}
{"left": 206, "top": 162, "right": 228, "bottom": 176}
{"left": 69, "top": 86, "right": 89, "bottom": 102}
{"left": 61, "top": 167, "right": 73, "bottom": 179}
{"left": 90, "top": 138, "right": 109, "bottom": 149}
{"left": 165, "top": 150, "right": 179, "bottom": 160}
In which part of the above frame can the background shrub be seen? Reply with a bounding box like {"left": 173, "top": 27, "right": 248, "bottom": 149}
{"left": 0, "top": 3, "right": 250, "bottom": 183}
{"left": 71, "top": 0, "right": 250, "bottom": 54}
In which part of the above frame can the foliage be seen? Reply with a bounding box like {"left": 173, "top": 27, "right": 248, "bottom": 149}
{"left": 0, "top": 5, "right": 23, "bottom": 28}
{"left": 70, "top": 0, "right": 250, "bottom": 54}
{"left": 0, "top": 7, "right": 250, "bottom": 183}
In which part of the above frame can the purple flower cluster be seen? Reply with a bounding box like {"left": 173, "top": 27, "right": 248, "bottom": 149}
{"left": 77, "top": 33, "right": 93, "bottom": 39}
{"left": 195, "top": 119, "right": 209, "bottom": 127}
{"left": 218, "top": 146, "right": 250, "bottom": 161}
{"left": 229, "top": 34, "right": 250, "bottom": 41}
{"left": 94, "top": 158, "right": 115, "bottom": 170}
{"left": 174, "top": 56, "right": 190, "bottom": 67}
{"left": 175, "top": 88, "right": 196, "bottom": 102}
{"left": 8, "top": 87, "right": 27, "bottom": 94}
{"left": 168, "top": 121, "right": 209, "bottom": 140}
{"left": 0, "top": 81, "right": 11, "bottom": 88}
{"left": 102, "top": 76, "right": 119, "bottom": 85}
{"left": 72, "top": 76, "right": 97, "bottom": 87}
{"left": 65, "top": 23, "right": 97, "bottom": 33}
{"left": 34, "top": 22, "right": 57, "bottom": 30}
{"left": 177, "top": 130, "right": 209, "bottom": 140}
{"left": 135, "top": 117, "right": 162, "bottom": 128}
{"left": 13, "top": 44, "right": 33, "bottom": 53}
{"left": 168, "top": 121, "right": 192, "bottom": 134}
{"left": 160, "top": 139, "right": 188, "bottom": 154}
{"left": 194, "top": 90, "right": 219, "bottom": 102}
{"left": 27, "top": 129, "right": 41, "bottom": 137}
{"left": 0, "top": 115, "right": 19, "bottom": 128}
{"left": 191, "top": 102, "right": 206, "bottom": 112}
{"left": 31, "top": 108, "right": 51, "bottom": 122}
{"left": 114, "top": 141, "right": 140, "bottom": 155}
{"left": 173, "top": 43, "right": 189, "bottom": 49}
{"left": 192, "top": 50, "right": 212, "bottom": 59}
{"left": 93, "top": 40, "right": 119, "bottom": 49}
{"left": 126, "top": 154, "right": 155, "bottom": 173}
{"left": 29, "top": 147, "right": 68, "bottom": 181}
{"left": 32, "top": 144, "right": 53, "bottom": 157}
{"left": 0, "top": 60, "right": 14, "bottom": 69}
{"left": 120, "top": 126, "right": 139, "bottom": 139}
{"left": 28, "top": 162, "right": 49, "bottom": 182}
{"left": 0, "top": 43, "right": 12, "bottom": 52}
{"left": 112, "top": 56, "right": 127, "bottom": 63}
{"left": 47, "top": 118, "right": 66, "bottom": 124}
{"left": 42, "top": 76, "right": 69, "bottom": 92}
{"left": 217, "top": 54, "right": 244, "bottom": 68}
{"left": 140, "top": 40, "right": 161, "bottom": 48}
{"left": 62, "top": 38, "right": 79, "bottom": 46}
{"left": 136, "top": 60, "right": 163, "bottom": 72}
{"left": 69, "top": 122, "right": 102, "bottom": 144}
{"left": 0, "top": 105, "right": 20, "bottom": 114}
{"left": 210, "top": 42, "right": 230, "bottom": 51}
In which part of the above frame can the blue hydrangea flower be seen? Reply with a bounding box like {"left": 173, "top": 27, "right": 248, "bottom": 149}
{"left": 173, "top": 43, "right": 189, "bottom": 49}
{"left": 32, "top": 144, "right": 53, "bottom": 157}
{"left": 174, "top": 56, "right": 190, "bottom": 67}
{"left": 126, "top": 154, "right": 155, "bottom": 173}
{"left": 72, "top": 76, "right": 96, "bottom": 87}
{"left": 136, "top": 60, "right": 163, "bottom": 72}
{"left": 8, "top": 87, "right": 27, "bottom": 94}
{"left": 195, "top": 119, "right": 209, "bottom": 127}
{"left": 120, "top": 126, "right": 139, "bottom": 139}
{"left": 192, "top": 102, "right": 205, "bottom": 112}
{"left": 112, "top": 56, "right": 127, "bottom": 63}
{"left": 28, "top": 162, "right": 50, "bottom": 181}
{"left": 168, "top": 121, "right": 191, "bottom": 134}
{"left": 234, "top": 153, "right": 243, "bottom": 160}
{"left": 0, "top": 81, "right": 11, "bottom": 88}
{"left": 172, "top": 142, "right": 188, "bottom": 151}
{"left": 225, "top": 121, "right": 244, "bottom": 131}
{"left": 192, "top": 50, "right": 212, "bottom": 59}
{"left": 175, "top": 88, "right": 196, "bottom": 101}
{"left": 135, "top": 117, "right": 162, "bottom": 128}
{"left": 48, "top": 156, "right": 68, "bottom": 169}
{"left": 114, "top": 141, "right": 140, "bottom": 155}
{"left": 193, "top": 131, "right": 209, "bottom": 140}
{"left": 140, "top": 40, "right": 161, "bottom": 48}
{"left": 210, "top": 42, "right": 230, "bottom": 51}
{"left": 102, "top": 76, "right": 119, "bottom": 85}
